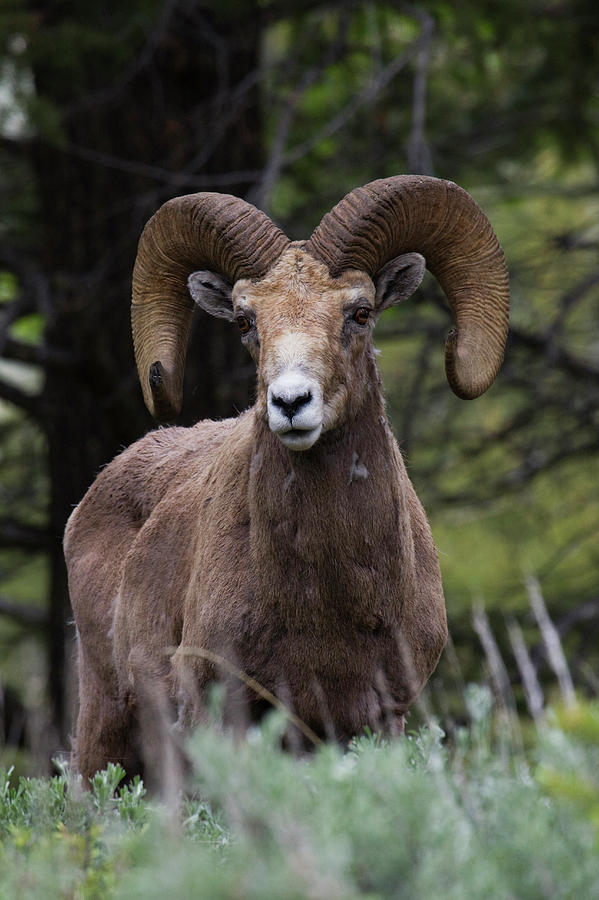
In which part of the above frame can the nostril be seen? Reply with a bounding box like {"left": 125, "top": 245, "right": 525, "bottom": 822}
{"left": 272, "top": 391, "right": 312, "bottom": 420}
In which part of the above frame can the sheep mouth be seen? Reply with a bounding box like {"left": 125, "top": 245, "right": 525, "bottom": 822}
{"left": 276, "top": 424, "right": 322, "bottom": 452}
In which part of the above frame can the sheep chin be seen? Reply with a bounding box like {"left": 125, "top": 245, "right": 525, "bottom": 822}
{"left": 276, "top": 423, "right": 322, "bottom": 452}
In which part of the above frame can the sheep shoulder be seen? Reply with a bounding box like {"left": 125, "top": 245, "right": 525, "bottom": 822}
{"left": 65, "top": 412, "right": 255, "bottom": 779}
{"left": 64, "top": 415, "right": 248, "bottom": 668}
{"left": 110, "top": 413, "right": 256, "bottom": 694}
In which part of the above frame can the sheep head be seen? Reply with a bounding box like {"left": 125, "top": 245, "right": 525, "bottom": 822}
{"left": 188, "top": 245, "right": 425, "bottom": 451}
{"left": 131, "top": 176, "right": 509, "bottom": 425}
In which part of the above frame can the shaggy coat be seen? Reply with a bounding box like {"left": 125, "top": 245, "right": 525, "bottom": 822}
{"left": 65, "top": 248, "right": 447, "bottom": 780}
{"left": 65, "top": 176, "right": 508, "bottom": 781}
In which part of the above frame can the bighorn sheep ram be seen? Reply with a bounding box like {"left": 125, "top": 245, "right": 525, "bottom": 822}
{"left": 64, "top": 175, "right": 509, "bottom": 779}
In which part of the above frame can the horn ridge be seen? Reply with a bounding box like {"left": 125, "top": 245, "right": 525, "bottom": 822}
{"left": 305, "top": 176, "right": 509, "bottom": 399}
{"left": 132, "top": 193, "right": 290, "bottom": 420}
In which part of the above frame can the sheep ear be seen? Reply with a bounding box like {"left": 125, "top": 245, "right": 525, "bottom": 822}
{"left": 188, "top": 270, "right": 234, "bottom": 321}
{"left": 374, "top": 253, "right": 426, "bottom": 313}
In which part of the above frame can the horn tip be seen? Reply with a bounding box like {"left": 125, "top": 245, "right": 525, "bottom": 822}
{"left": 149, "top": 361, "right": 164, "bottom": 389}
{"left": 146, "top": 360, "right": 181, "bottom": 422}
{"left": 444, "top": 329, "right": 504, "bottom": 400}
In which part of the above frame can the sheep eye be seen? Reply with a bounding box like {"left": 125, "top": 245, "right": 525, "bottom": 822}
{"left": 236, "top": 315, "right": 251, "bottom": 335}
{"left": 353, "top": 307, "right": 371, "bottom": 326}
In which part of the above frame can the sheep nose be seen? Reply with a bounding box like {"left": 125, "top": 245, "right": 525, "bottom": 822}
{"left": 271, "top": 390, "right": 312, "bottom": 421}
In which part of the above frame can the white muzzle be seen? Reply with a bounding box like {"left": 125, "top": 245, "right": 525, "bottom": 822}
{"left": 267, "top": 369, "right": 323, "bottom": 451}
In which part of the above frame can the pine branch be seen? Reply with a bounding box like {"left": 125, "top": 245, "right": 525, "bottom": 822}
{"left": 407, "top": 9, "right": 434, "bottom": 175}
{"left": 248, "top": 11, "right": 352, "bottom": 212}
{"left": 0, "top": 596, "right": 47, "bottom": 627}
{"left": 2, "top": 336, "right": 77, "bottom": 371}
{"left": 61, "top": 143, "right": 262, "bottom": 190}
{"left": 0, "top": 519, "right": 50, "bottom": 550}
{"left": 527, "top": 575, "right": 576, "bottom": 707}
{"left": 509, "top": 325, "right": 599, "bottom": 383}
{"left": 282, "top": 27, "right": 424, "bottom": 169}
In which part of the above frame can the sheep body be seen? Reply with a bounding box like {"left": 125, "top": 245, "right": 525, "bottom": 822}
{"left": 66, "top": 177, "right": 509, "bottom": 780}
{"left": 65, "top": 248, "right": 447, "bottom": 779}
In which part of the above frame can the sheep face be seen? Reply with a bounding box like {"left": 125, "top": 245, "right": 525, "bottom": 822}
{"left": 189, "top": 245, "right": 425, "bottom": 451}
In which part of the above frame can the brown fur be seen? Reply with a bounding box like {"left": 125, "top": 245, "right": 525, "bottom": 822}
{"left": 65, "top": 247, "right": 447, "bottom": 780}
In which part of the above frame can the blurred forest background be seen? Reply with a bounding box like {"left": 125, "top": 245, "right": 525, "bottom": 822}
{"left": 0, "top": 0, "right": 597, "bottom": 770}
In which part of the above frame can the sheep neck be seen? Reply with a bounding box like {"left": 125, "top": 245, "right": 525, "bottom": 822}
{"left": 248, "top": 366, "right": 414, "bottom": 632}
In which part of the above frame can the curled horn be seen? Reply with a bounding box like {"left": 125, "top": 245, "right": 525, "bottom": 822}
{"left": 132, "top": 193, "right": 290, "bottom": 420}
{"left": 304, "top": 176, "right": 509, "bottom": 399}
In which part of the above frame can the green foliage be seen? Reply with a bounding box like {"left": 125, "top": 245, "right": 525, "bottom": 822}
{"left": 536, "top": 702, "right": 599, "bottom": 830}
{"left": 0, "top": 759, "right": 150, "bottom": 899}
{"left": 1, "top": 704, "right": 599, "bottom": 898}
{"left": 8, "top": 313, "right": 43, "bottom": 344}
{"left": 0, "top": 759, "right": 148, "bottom": 837}
{"left": 0, "top": 272, "right": 17, "bottom": 303}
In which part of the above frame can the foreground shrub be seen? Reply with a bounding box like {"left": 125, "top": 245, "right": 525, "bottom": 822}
{"left": 1, "top": 693, "right": 598, "bottom": 899}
